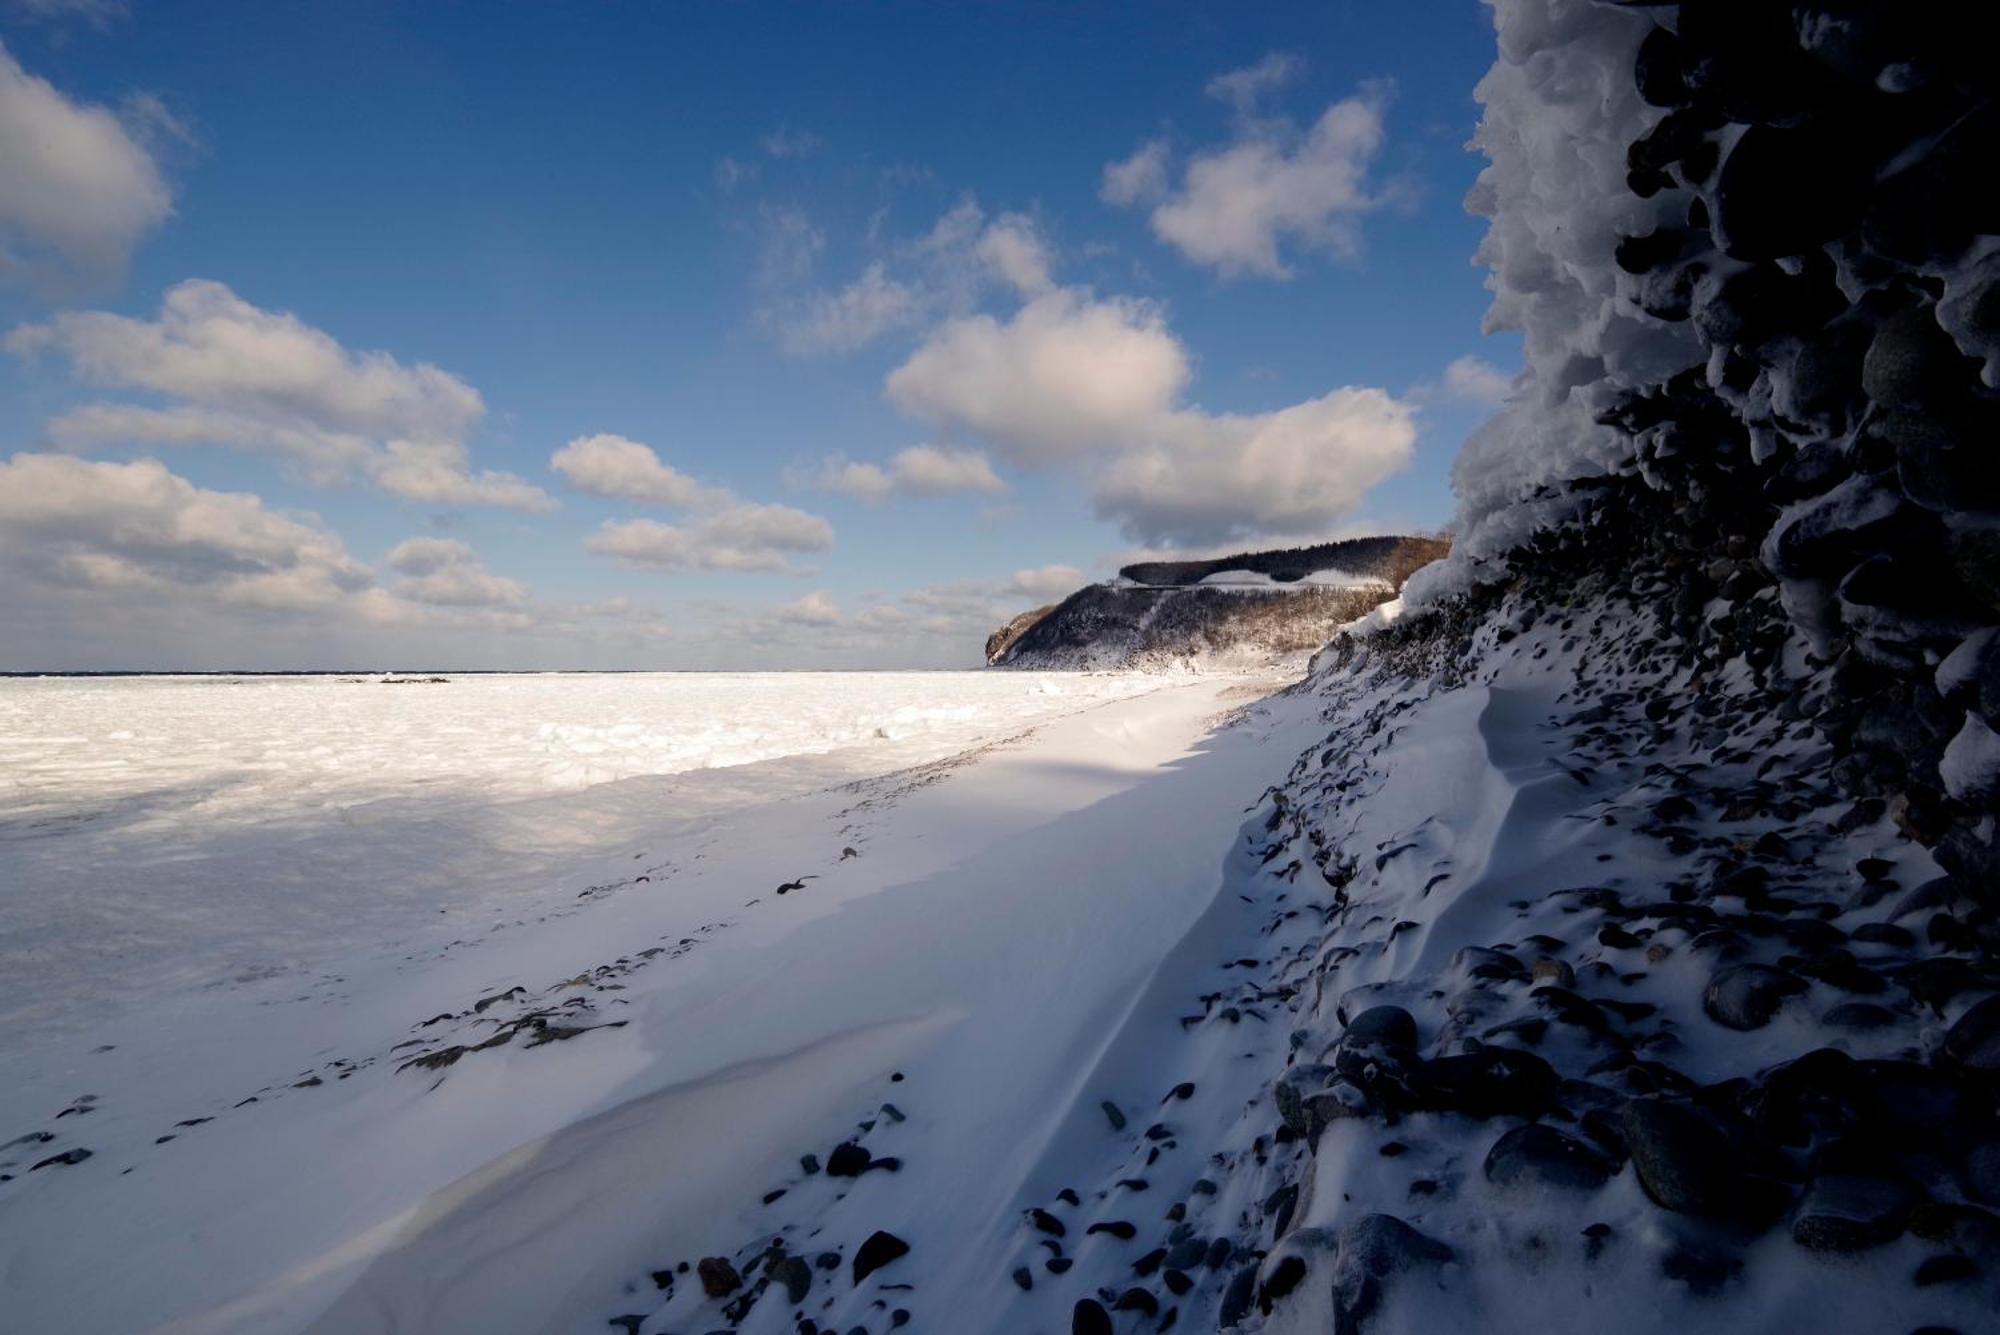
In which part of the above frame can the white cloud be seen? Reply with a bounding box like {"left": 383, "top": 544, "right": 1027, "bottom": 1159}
{"left": 583, "top": 502, "right": 835, "bottom": 574}
{"left": 770, "top": 200, "right": 1058, "bottom": 356}
{"left": 885, "top": 289, "right": 1187, "bottom": 466}
{"left": 808, "top": 457, "right": 895, "bottom": 504}
{"left": 1092, "top": 387, "right": 1415, "bottom": 546}
{"left": 1100, "top": 138, "right": 1171, "bottom": 208}
{"left": 805, "top": 444, "right": 1006, "bottom": 503}
{"left": 0, "top": 451, "right": 368, "bottom": 612}
{"left": 777, "top": 590, "right": 841, "bottom": 624}
{"left": 1007, "top": 564, "right": 1085, "bottom": 601}
{"left": 1205, "top": 52, "right": 1305, "bottom": 113}
{"left": 1130, "top": 82, "right": 1392, "bottom": 279}
{"left": 8, "top": 279, "right": 552, "bottom": 509}
{"left": 779, "top": 262, "right": 922, "bottom": 355}
{"left": 761, "top": 126, "right": 822, "bottom": 159}
{"left": 888, "top": 444, "right": 1005, "bottom": 496}
{"left": 550, "top": 433, "right": 723, "bottom": 508}
{"left": 384, "top": 537, "right": 526, "bottom": 608}
{"left": 974, "top": 213, "right": 1054, "bottom": 298}
{"left": 1442, "top": 354, "right": 1514, "bottom": 407}
{"left": 0, "top": 40, "right": 171, "bottom": 291}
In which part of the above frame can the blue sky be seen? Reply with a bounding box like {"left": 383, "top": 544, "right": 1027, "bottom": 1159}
{"left": 0, "top": 0, "right": 1513, "bottom": 669}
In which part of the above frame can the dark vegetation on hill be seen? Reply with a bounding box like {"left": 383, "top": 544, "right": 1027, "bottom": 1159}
{"left": 989, "top": 536, "right": 1447, "bottom": 670}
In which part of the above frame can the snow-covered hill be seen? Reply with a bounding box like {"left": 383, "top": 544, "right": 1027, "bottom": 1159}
{"left": 990, "top": 537, "right": 1446, "bottom": 671}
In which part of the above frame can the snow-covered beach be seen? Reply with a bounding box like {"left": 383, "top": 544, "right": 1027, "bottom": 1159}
{"left": 0, "top": 668, "right": 1306, "bottom": 1333}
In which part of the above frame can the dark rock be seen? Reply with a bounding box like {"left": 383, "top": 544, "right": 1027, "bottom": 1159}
{"left": 1010, "top": 1265, "right": 1032, "bottom": 1292}
{"left": 1274, "top": 1063, "right": 1334, "bottom": 1136}
{"left": 1661, "top": 1240, "right": 1741, "bottom": 1295}
{"left": 1483, "top": 1123, "right": 1615, "bottom": 1192}
{"left": 1943, "top": 994, "right": 2000, "bottom": 1071}
{"left": 1412, "top": 1047, "right": 1558, "bottom": 1119}
{"left": 851, "top": 1231, "right": 909, "bottom": 1284}
{"left": 1113, "top": 1287, "right": 1159, "bottom": 1316}
{"left": 1087, "top": 1220, "right": 1137, "bottom": 1241}
{"left": 1792, "top": 1173, "right": 1920, "bottom": 1252}
{"left": 1218, "top": 1265, "right": 1258, "bottom": 1327}
{"left": 1342, "top": 1004, "right": 1419, "bottom": 1049}
{"left": 1823, "top": 1001, "right": 1898, "bottom": 1029}
{"left": 1623, "top": 1099, "right": 1783, "bottom": 1225}
{"left": 770, "top": 1255, "right": 812, "bottom": 1304}
{"left": 1328, "top": 1215, "right": 1453, "bottom": 1333}
{"left": 1071, "top": 1298, "right": 1112, "bottom": 1335}
{"left": 1100, "top": 1100, "right": 1126, "bottom": 1131}
{"left": 1702, "top": 964, "right": 1808, "bottom": 1030}
{"left": 1915, "top": 1254, "right": 1979, "bottom": 1287}
{"left": 825, "top": 1142, "right": 871, "bottom": 1177}
{"left": 696, "top": 1256, "right": 741, "bottom": 1298}
{"left": 1029, "top": 1208, "right": 1066, "bottom": 1237}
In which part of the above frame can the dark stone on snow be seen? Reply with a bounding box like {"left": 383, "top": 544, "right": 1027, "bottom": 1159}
{"left": 1010, "top": 1265, "right": 1032, "bottom": 1292}
{"left": 1071, "top": 1298, "right": 1112, "bottom": 1335}
{"left": 1823, "top": 1001, "right": 1898, "bottom": 1029}
{"left": 1915, "top": 1254, "right": 1979, "bottom": 1287}
{"left": 1792, "top": 1173, "right": 1920, "bottom": 1252}
{"left": 696, "top": 1256, "right": 741, "bottom": 1298}
{"left": 851, "top": 1231, "right": 909, "bottom": 1284}
{"left": 1703, "top": 963, "right": 1808, "bottom": 1030}
{"left": 1412, "top": 1047, "right": 1558, "bottom": 1119}
{"left": 1259, "top": 1255, "right": 1308, "bottom": 1310}
{"left": 1113, "top": 1287, "right": 1159, "bottom": 1316}
{"left": 1342, "top": 1004, "right": 1419, "bottom": 1050}
{"left": 1329, "top": 1215, "right": 1453, "bottom": 1333}
{"left": 1661, "top": 1240, "right": 1741, "bottom": 1295}
{"left": 770, "top": 1255, "right": 812, "bottom": 1304}
{"left": 1943, "top": 994, "right": 2000, "bottom": 1071}
{"left": 824, "top": 1142, "right": 871, "bottom": 1177}
{"left": 1218, "top": 1265, "right": 1258, "bottom": 1326}
{"left": 1029, "top": 1208, "right": 1066, "bottom": 1237}
{"left": 1087, "top": 1220, "right": 1137, "bottom": 1241}
{"left": 1483, "top": 1123, "right": 1616, "bottom": 1192}
{"left": 1100, "top": 1099, "right": 1126, "bottom": 1131}
{"left": 1623, "top": 1099, "right": 1784, "bottom": 1226}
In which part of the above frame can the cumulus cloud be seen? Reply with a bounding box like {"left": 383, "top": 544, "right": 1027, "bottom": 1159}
{"left": 0, "top": 451, "right": 370, "bottom": 613}
{"left": 1114, "top": 80, "right": 1394, "bottom": 279}
{"left": 0, "top": 40, "right": 172, "bottom": 291}
{"left": 384, "top": 537, "right": 526, "bottom": 608}
{"left": 1006, "top": 564, "right": 1085, "bottom": 601}
{"left": 804, "top": 444, "right": 1005, "bottom": 503}
{"left": 1100, "top": 138, "right": 1171, "bottom": 207}
{"left": 885, "top": 289, "right": 1187, "bottom": 466}
{"left": 550, "top": 433, "right": 723, "bottom": 508}
{"left": 770, "top": 200, "right": 1057, "bottom": 356}
{"left": 1205, "top": 52, "right": 1305, "bottom": 114}
{"left": 8, "top": 279, "right": 552, "bottom": 509}
{"left": 777, "top": 590, "right": 841, "bottom": 624}
{"left": 583, "top": 502, "right": 835, "bottom": 574}
{"left": 1092, "top": 388, "right": 1415, "bottom": 546}
{"left": 1442, "top": 354, "right": 1514, "bottom": 407}
{"left": 881, "top": 283, "right": 1414, "bottom": 545}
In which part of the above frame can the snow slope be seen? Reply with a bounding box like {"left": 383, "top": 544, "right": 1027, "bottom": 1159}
{"left": 0, "top": 671, "right": 1311, "bottom": 1335}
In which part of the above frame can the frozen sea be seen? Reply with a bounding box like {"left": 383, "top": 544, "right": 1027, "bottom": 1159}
{"left": 0, "top": 670, "right": 1163, "bottom": 1042}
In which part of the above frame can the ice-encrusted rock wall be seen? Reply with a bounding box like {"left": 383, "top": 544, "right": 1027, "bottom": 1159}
{"left": 1409, "top": 0, "right": 2000, "bottom": 911}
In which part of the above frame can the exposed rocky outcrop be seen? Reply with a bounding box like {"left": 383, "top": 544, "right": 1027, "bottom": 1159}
{"left": 989, "top": 536, "right": 1447, "bottom": 670}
